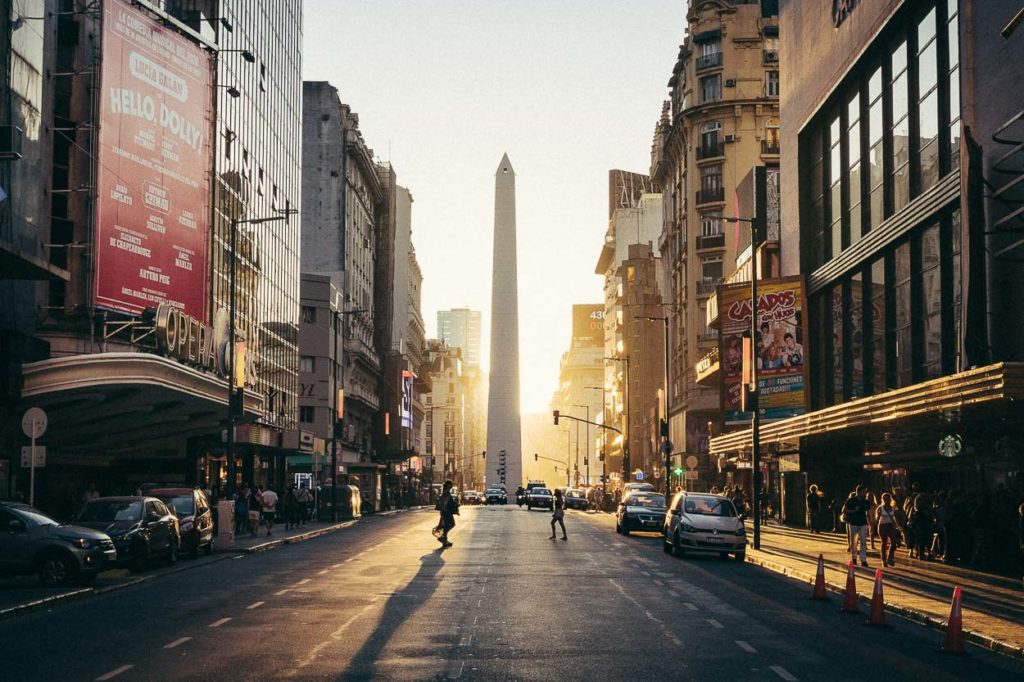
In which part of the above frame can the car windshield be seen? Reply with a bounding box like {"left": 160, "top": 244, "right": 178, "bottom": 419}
{"left": 158, "top": 494, "right": 195, "bottom": 516}
{"left": 682, "top": 496, "right": 737, "bottom": 517}
{"left": 532, "top": 489, "right": 552, "bottom": 495}
{"left": 626, "top": 494, "right": 665, "bottom": 508}
{"left": 78, "top": 500, "right": 143, "bottom": 522}
{"left": 487, "top": 489, "right": 502, "bottom": 494}
{"left": 567, "top": 491, "right": 582, "bottom": 498}
{"left": 11, "top": 506, "right": 58, "bottom": 527}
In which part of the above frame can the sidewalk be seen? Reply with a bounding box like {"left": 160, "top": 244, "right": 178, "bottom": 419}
{"left": 746, "top": 522, "right": 1024, "bottom": 659}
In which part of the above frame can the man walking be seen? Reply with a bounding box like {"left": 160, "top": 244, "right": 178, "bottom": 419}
{"left": 842, "top": 485, "right": 870, "bottom": 566}
{"left": 806, "top": 484, "right": 822, "bottom": 533}
{"left": 436, "top": 480, "right": 459, "bottom": 548}
{"left": 260, "top": 486, "right": 279, "bottom": 537}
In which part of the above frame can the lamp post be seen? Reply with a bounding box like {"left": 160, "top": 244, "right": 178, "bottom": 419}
{"left": 725, "top": 215, "right": 763, "bottom": 550}
{"left": 226, "top": 212, "right": 294, "bottom": 498}
{"left": 573, "top": 404, "right": 589, "bottom": 488}
{"left": 585, "top": 385, "right": 605, "bottom": 496}
{"left": 638, "top": 315, "right": 671, "bottom": 498}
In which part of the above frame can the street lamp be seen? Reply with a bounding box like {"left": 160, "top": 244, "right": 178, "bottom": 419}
{"left": 724, "top": 214, "right": 763, "bottom": 550}
{"left": 329, "top": 307, "right": 366, "bottom": 522}
{"left": 637, "top": 315, "right": 671, "bottom": 498}
{"left": 605, "top": 355, "right": 630, "bottom": 484}
{"left": 226, "top": 210, "right": 295, "bottom": 498}
{"left": 573, "top": 404, "right": 589, "bottom": 488}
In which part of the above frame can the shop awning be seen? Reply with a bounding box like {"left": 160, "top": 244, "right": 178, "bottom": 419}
{"left": 709, "top": 362, "right": 1024, "bottom": 455}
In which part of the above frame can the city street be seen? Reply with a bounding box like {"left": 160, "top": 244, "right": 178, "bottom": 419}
{"left": 1, "top": 506, "right": 1020, "bottom": 681}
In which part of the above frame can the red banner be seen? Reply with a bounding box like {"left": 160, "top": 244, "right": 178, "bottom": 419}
{"left": 93, "top": 0, "right": 212, "bottom": 319}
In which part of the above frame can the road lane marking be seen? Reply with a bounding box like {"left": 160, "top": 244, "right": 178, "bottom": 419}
{"left": 459, "top": 634, "right": 473, "bottom": 646}
{"left": 640, "top": 571, "right": 651, "bottom": 576}
{"left": 770, "top": 666, "right": 798, "bottom": 681}
{"left": 668, "top": 590, "right": 680, "bottom": 598}
{"left": 209, "top": 617, "right": 232, "bottom": 628}
{"left": 344, "top": 557, "right": 355, "bottom": 563}
{"left": 445, "top": 660, "right": 465, "bottom": 680}
{"left": 164, "top": 637, "right": 191, "bottom": 649}
{"left": 274, "top": 589, "right": 291, "bottom": 596}
{"left": 684, "top": 602, "right": 698, "bottom": 611}
{"left": 670, "top": 635, "right": 683, "bottom": 647}
{"left": 707, "top": 618, "right": 723, "bottom": 629}
{"left": 735, "top": 640, "right": 756, "bottom": 653}
{"left": 295, "top": 578, "right": 311, "bottom": 586}
{"left": 246, "top": 601, "right": 265, "bottom": 610}
{"left": 331, "top": 562, "right": 343, "bottom": 568}
{"left": 473, "top": 615, "right": 478, "bottom": 626}
{"left": 95, "top": 665, "right": 133, "bottom": 680}
{"left": 288, "top": 602, "right": 378, "bottom": 675}
{"left": 317, "top": 569, "right": 329, "bottom": 575}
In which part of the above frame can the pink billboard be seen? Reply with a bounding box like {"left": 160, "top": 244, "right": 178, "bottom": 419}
{"left": 93, "top": 0, "right": 212, "bottom": 319}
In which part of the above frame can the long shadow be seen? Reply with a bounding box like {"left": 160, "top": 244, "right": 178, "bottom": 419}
{"left": 338, "top": 548, "right": 447, "bottom": 679}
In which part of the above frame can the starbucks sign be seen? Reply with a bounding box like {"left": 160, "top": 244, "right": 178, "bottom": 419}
{"left": 938, "top": 434, "right": 962, "bottom": 459}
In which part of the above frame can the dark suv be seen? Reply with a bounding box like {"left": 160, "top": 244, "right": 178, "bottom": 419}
{"left": 150, "top": 488, "right": 214, "bottom": 558}
{"left": 75, "top": 497, "right": 180, "bottom": 571}
{"left": 0, "top": 502, "right": 116, "bottom": 586}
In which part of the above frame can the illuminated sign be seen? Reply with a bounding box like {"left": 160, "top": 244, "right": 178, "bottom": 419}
{"left": 572, "top": 304, "right": 604, "bottom": 347}
{"left": 154, "top": 303, "right": 254, "bottom": 386}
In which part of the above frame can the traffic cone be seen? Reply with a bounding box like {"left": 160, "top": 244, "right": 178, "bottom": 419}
{"left": 865, "top": 569, "right": 886, "bottom": 626}
{"left": 941, "top": 586, "right": 967, "bottom": 654}
{"left": 810, "top": 553, "right": 828, "bottom": 600}
{"left": 840, "top": 560, "right": 859, "bottom": 613}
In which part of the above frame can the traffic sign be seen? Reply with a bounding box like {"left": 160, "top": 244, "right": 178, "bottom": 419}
{"left": 21, "top": 446, "right": 45, "bottom": 468}
{"left": 685, "top": 455, "right": 699, "bottom": 469}
{"left": 634, "top": 469, "right": 644, "bottom": 481}
{"left": 685, "top": 470, "right": 699, "bottom": 480}
{"left": 21, "top": 407, "right": 47, "bottom": 439}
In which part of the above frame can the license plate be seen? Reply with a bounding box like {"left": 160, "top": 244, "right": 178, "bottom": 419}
{"left": 705, "top": 536, "right": 729, "bottom": 542}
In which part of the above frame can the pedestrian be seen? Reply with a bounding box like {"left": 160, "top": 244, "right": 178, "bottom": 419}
{"left": 841, "top": 485, "right": 870, "bottom": 567}
{"left": 876, "top": 492, "right": 902, "bottom": 567}
{"left": 235, "top": 485, "right": 249, "bottom": 535}
{"left": 283, "top": 484, "right": 299, "bottom": 530}
{"left": 806, "top": 484, "right": 822, "bottom": 533}
{"left": 550, "top": 489, "right": 567, "bottom": 541}
{"left": 247, "top": 486, "right": 261, "bottom": 537}
{"left": 866, "top": 492, "right": 878, "bottom": 550}
{"left": 435, "top": 480, "right": 459, "bottom": 548}
{"left": 908, "top": 496, "right": 934, "bottom": 561}
{"left": 296, "top": 483, "right": 310, "bottom": 526}
{"left": 260, "top": 486, "right": 278, "bottom": 536}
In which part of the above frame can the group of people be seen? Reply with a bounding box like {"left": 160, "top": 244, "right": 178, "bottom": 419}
{"left": 811, "top": 483, "right": 1024, "bottom": 576}
{"left": 232, "top": 483, "right": 313, "bottom": 537}
{"left": 431, "top": 483, "right": 570, "bottom": 547}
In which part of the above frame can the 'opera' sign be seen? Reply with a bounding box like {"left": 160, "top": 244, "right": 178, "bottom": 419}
{"left": 155, "top": 303, "right": 225, "bottom": 374}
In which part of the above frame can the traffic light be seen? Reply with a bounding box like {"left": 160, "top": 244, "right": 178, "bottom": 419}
{"left": 583, "top": 457, "right": 588, "bottom": 466}
{"left": 481, "top": 451, "right": 486, "bottom": 458}
{"left": 553, "top": 410, "right": 560, "bottom": 425}
{"left": 660, "top": 419, "right": 669, "bottom": 438}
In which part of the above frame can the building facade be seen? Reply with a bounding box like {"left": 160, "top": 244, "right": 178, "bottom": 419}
{"left": 437, "top": 308, "right": 482, "bottom": 369}
{"left": 436, "top": 307, "right": 484, "bottom": 487}
{"left": 651, "top": 0, "right": 780, "bottom": 488}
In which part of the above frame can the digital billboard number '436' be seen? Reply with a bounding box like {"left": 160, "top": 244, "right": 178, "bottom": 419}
{"left": 93, "top": 0, "right": 213, "bottom": 319}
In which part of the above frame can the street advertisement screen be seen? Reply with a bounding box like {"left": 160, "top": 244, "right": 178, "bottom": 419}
{"left": 400, "top": 370, "right": 413, "bottom": 429}
{"left": 572, "top": 304, "right": 604, "bottom": 347}
{"left": 719, "top": 277, "right": 808, "bottom": 427}
{"left": 93, "top": 0, "right": 213, "bottom": 319}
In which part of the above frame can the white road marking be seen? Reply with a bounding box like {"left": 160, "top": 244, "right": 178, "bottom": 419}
{"left": 288, "top": 602, "right": 378, "bottom": 675}
{"left": 640, "top": 570, "right": 651, "bottom": 576}
{"left": 668, "top": 590, "right": 680, "bottom": 598}
{"left": 707, "top": 618, "right": 724, "bottom": 629}
{"left": 684, "top": 602, "right": 698, "bottom": 611}
{"left": 164, "top": 637, "right": 191, "bottom": 649}
{"left": 670, "top": 635, "right": 683, "bottom": 647}
{"left": 445, "top": 660, "right": 465, "bottom": 680}
{"left": 295, "top": 578, "right": 311, "bottom": 585}
{"left": 473, "top": 615, "right": 478, "bottom": 625}
{"left": 274, "top": 589, "right": 291, "bottom": 596}
{"left": 232, "top": 555, "right": 245, "bottom": 560}
{"left": 208, "top": 617, "right": 232, "bottom": 628}
{"left": 95, "top": 665, "right": 133, "bottom": 680}
{"left": 736, "top": 640, "right": 757, "bottom": 653}
{"left": 770, "top": 665, "right": 798, "bottom": 681}
{"left": 459, "top": 634, "right": 473, "bottom": 646}
{"left": 653, "top": 579, "right": 664, "bottom": 586}
{"left": 331, "top": 563, "right": 343, "bottom": 568}
{"left": 246, "top": 601, "right": 265, "bottom": 610}
{"left": 317, "top": 569, "right": 329, "bottom": 575}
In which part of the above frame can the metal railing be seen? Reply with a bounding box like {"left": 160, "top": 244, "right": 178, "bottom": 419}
{"left": 697, "top": 187, "right": 725, "bottom": 204}
{"left": 696, "top": 279, "right": 721, "bottom": 296}
{"left": 695, "top": 51, "right": 723, "bottom": 71}
{"left": 697, "top": 140, "right": 722, "bottom": 160}
{"left": 696, "top": 233, "right": 725, "bottom": 250}
{"left": 761, "top": 139, "right": 780, "bottom": 155}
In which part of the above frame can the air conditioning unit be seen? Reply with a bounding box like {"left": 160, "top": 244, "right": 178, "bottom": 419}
{"left": 724, "top": 134, "right": 736, "bottom": 143}
{"left": 724, "top": 78, "right": 736, "bottom": 87}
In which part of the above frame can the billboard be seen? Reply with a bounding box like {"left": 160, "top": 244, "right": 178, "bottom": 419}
{"left": 719, "top": 277, "right": 808, "bottom": 427}
{"left": 400, "top": 370, "right": 414, "bottom": 429}
{"left": 93, "top": 0, "right": 213, "bottom": 319}
{"left": 572, "top": 304, "right": 604, "bottom": 347}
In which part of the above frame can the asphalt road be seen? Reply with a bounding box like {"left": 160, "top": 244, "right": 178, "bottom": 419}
{"left": 0, "top": 505, "right": 1020, "bottom": 681}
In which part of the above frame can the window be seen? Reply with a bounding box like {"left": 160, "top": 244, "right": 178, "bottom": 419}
{"left": 765, "top": 71, "right": 780, "bottom": 97}
{"left": 701, "top": 212, "right": 723, "bottom": 236}
{"left": 832, "top": 283, "right": 845, "bottom": 403}
{"left": 891, "top": 40, "right": 910, "bottom": 213}
{"left": 866, "top": 67, "right": 884, "bottom": 230}
{"left": 829, "top": 116, "right": 842, "bottom": 259}
{"left": 850, "top": 272, "right": 865, "bottom": 398}
{"left": 700, "top": 256, "right": 723, "bottom": 281}
{"left": 869, "top": 257, "right": 888, "bottom": 393}
{"left": 847, "top": 92, "right": 863, "bottom": 244}
{"left": 700, "top": 74, "right": 721, "bottom": 103}
{"left": 299, "top": 356, "right": 315, "bottom": 373}
{"left": 764, "top": 118, "right": 780, "bottom": 153}
{"left": 764, "top": 36, "right": 779, "bottom": 63}
{"left": 699, "top": 121, "right": 721, "bottom": 158}
{"left": 920, "top": 224, "right": 942, "bottom": 378}
{"left": 299, "top": 406, "right": 315, "bottom": 423}
{"left": 806, "top": 127, "right": 826, "bottom": 269}
{"left": 917, "top": 8, "right": 940, "bottom": 193}
{"left": 301, "top": 306, "right": 316, "bottom": 324}
{"left": 697, "top": 39, "right": 723, "bottom": 70}
{"left": 946, "top": 0, "right": 961, "bottom": 169}
{"left": 893, "top": 242, "right": 912, "bottom": 387}
{"left": 700, "top": 164, "right": 722, "bottom": 193}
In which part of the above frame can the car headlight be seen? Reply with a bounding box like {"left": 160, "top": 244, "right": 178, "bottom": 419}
{"left": 59, "top": 535, "right": 93, "bottom": 549}
{"left": 680, "top": 522, "right": 700, "bottom": 533}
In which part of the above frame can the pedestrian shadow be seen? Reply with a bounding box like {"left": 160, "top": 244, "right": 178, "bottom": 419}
{"left": 337, "top": 549, "right": 447, "bottom": 679}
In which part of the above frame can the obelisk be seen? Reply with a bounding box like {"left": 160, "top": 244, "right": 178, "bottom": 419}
{"left": 486, "top": 153, "right": 523, "bottom": 494}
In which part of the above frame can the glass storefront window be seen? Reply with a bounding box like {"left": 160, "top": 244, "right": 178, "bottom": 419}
{"left": 870, "top": 258, "right": 887, "bottom": 393}
{"left": 847, "top": 93, "right": 862, "bottom": 244}
{"left": 832, "top": 284, "right": 845, "bottom": 404}
{"left": 921, "top": 224, "right": 942, "bottom": 378}
{"left": 894, "top": 242, "right": 912, "bottom": 387}
{"left": 850, "top": 272, "right": 865, "bottom": 398}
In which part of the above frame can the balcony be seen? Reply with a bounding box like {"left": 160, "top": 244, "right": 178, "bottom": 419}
{"left": 695, "top": 51, "right": 723, "bottom": 71}
{"left": 696, "top": 140, "right": 722, "bottom": 160}
{"left": 697, "top": 187, "right": 725, "bottom": 205}
{"left": 761, "top": 139, "right": 780, "bottom": 155}
{"left": 696, "top": 278, "right": 721, "bottom": 296}
{"left": 696, "top": 233, "right": 725, "bottom": 250}
{"left": 763, "top": 49, "right": 779, "bottom": 64}
{"left": 697, "top": 330, "right": 719, "bottom": 344}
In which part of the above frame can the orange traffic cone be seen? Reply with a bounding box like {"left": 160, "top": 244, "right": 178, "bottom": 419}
{"left": 810, "top": 553, "right": 828, "bottom": 600}
{"left": 941, "top": 586, "right": 967, "bottom": 654}
{"left": 865, "top": 569, "right": 886, "bottom": 626}
{"left": 840, "top": 560, "right": 859, "bottom": 613}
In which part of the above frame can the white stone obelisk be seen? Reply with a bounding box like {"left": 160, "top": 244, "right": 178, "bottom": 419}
{"left": 486, "top": 153, "right": 523, "bottom": 494}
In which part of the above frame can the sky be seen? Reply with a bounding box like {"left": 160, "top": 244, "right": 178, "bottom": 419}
{"left": 303, "top": 0, "right": 685, "bottom": 413}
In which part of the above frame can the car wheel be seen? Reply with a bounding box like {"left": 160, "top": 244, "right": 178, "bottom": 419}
{"left": 734, "top": 551, "right": 746, "bottom": 562}
{"left": 621, "top": 524, "right": 630, "bottom": 536}
{"left": 166, "top": 540, "right": 179, "bottom": 566}
{"left": 662, "top": 533, "right": 673, "bottom": 554}
{"left": 205, "top": 538, "right": 215, "bottom": 556}
{"left": 37, "top": 552, "right": 74, "bottom": 587}
{"left": 614, "top": 522, "right": 621, "bottom": 534}
{"left": 672, "top": 531, "right": 685, "bottom": 557}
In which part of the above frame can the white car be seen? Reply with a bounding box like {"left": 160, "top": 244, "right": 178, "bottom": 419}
{"left": 663, "top": 492, "right": 746, "bottom": 561}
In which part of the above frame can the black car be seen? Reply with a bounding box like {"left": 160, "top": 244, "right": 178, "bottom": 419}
{"left": 564, "top": 489, "right": 589, "bottom": 510}
{"left": 75, "top": 497, "right": 180, "bottom": 571}
{"left": 0, "top": 502, "right": 116, "bottom": 586}
{"left": 615, "top": 492, "right": 667, "bottom": 536}
{"left": 484, "top": 487, "right": 507, "bottom": 505}
{"left": 526, "top": 488, "right": 554, "bottom": 510}
{"left": 150, "top": 488, "right": 214, "bottom": 558}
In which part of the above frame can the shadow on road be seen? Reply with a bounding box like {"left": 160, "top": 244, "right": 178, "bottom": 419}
{"left": 338, "top": 548, "right": 446, "bottom": 678}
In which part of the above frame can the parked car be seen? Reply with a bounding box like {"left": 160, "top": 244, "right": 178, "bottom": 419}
{"left": 564, "top": 489, "right": 588, "bottom": 510}
{"left": 662, "top": 492, "right": 746, "bottom": 561}
{"left": 75, "top": 497, "right": 180, "bottom": 571}
{"left": 615, "top": 492, "right": 666, "bottom": 535}
{"left": 462, "top": 490, "right": 482, "bottom": 505}
{"left": 149, "top": 488, "right": 214, "bottom": 558}
{"left": 623, "top": 482, "right": 655, "bottom": 493}
{"left": 0, "top": 502, "right": 116, "bottom": 586}
{"left": 526, "top": 487, "right": 554, "bottom": 511}
{"left": 485, "top": 487, "right": 508, "bottom": 505}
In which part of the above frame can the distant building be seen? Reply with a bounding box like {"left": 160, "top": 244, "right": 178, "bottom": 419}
{"left": 437, "top": 308, "right": 482, "bottom": 369}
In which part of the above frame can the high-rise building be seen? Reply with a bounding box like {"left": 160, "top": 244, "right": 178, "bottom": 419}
{"left": 437, "top": 308, "right": 482, "bottom": 369}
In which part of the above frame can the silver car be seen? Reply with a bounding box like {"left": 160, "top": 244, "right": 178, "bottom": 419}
{"left": 663, "top": 492, "right": 746, "bottom": 561}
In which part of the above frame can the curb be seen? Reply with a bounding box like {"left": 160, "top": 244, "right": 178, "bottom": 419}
{"left": 745, "top": 551, "right": 1024, "bottom": 661}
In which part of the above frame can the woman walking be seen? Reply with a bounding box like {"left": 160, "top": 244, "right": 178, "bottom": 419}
{"left": 436, "top": 480, "right": 459, "bottom": 548}
{"left": 877, "top": 492, "right": 902, "bottom": 567}
{"left": 550, "top": 489, "right": 567, "bottom": 541}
